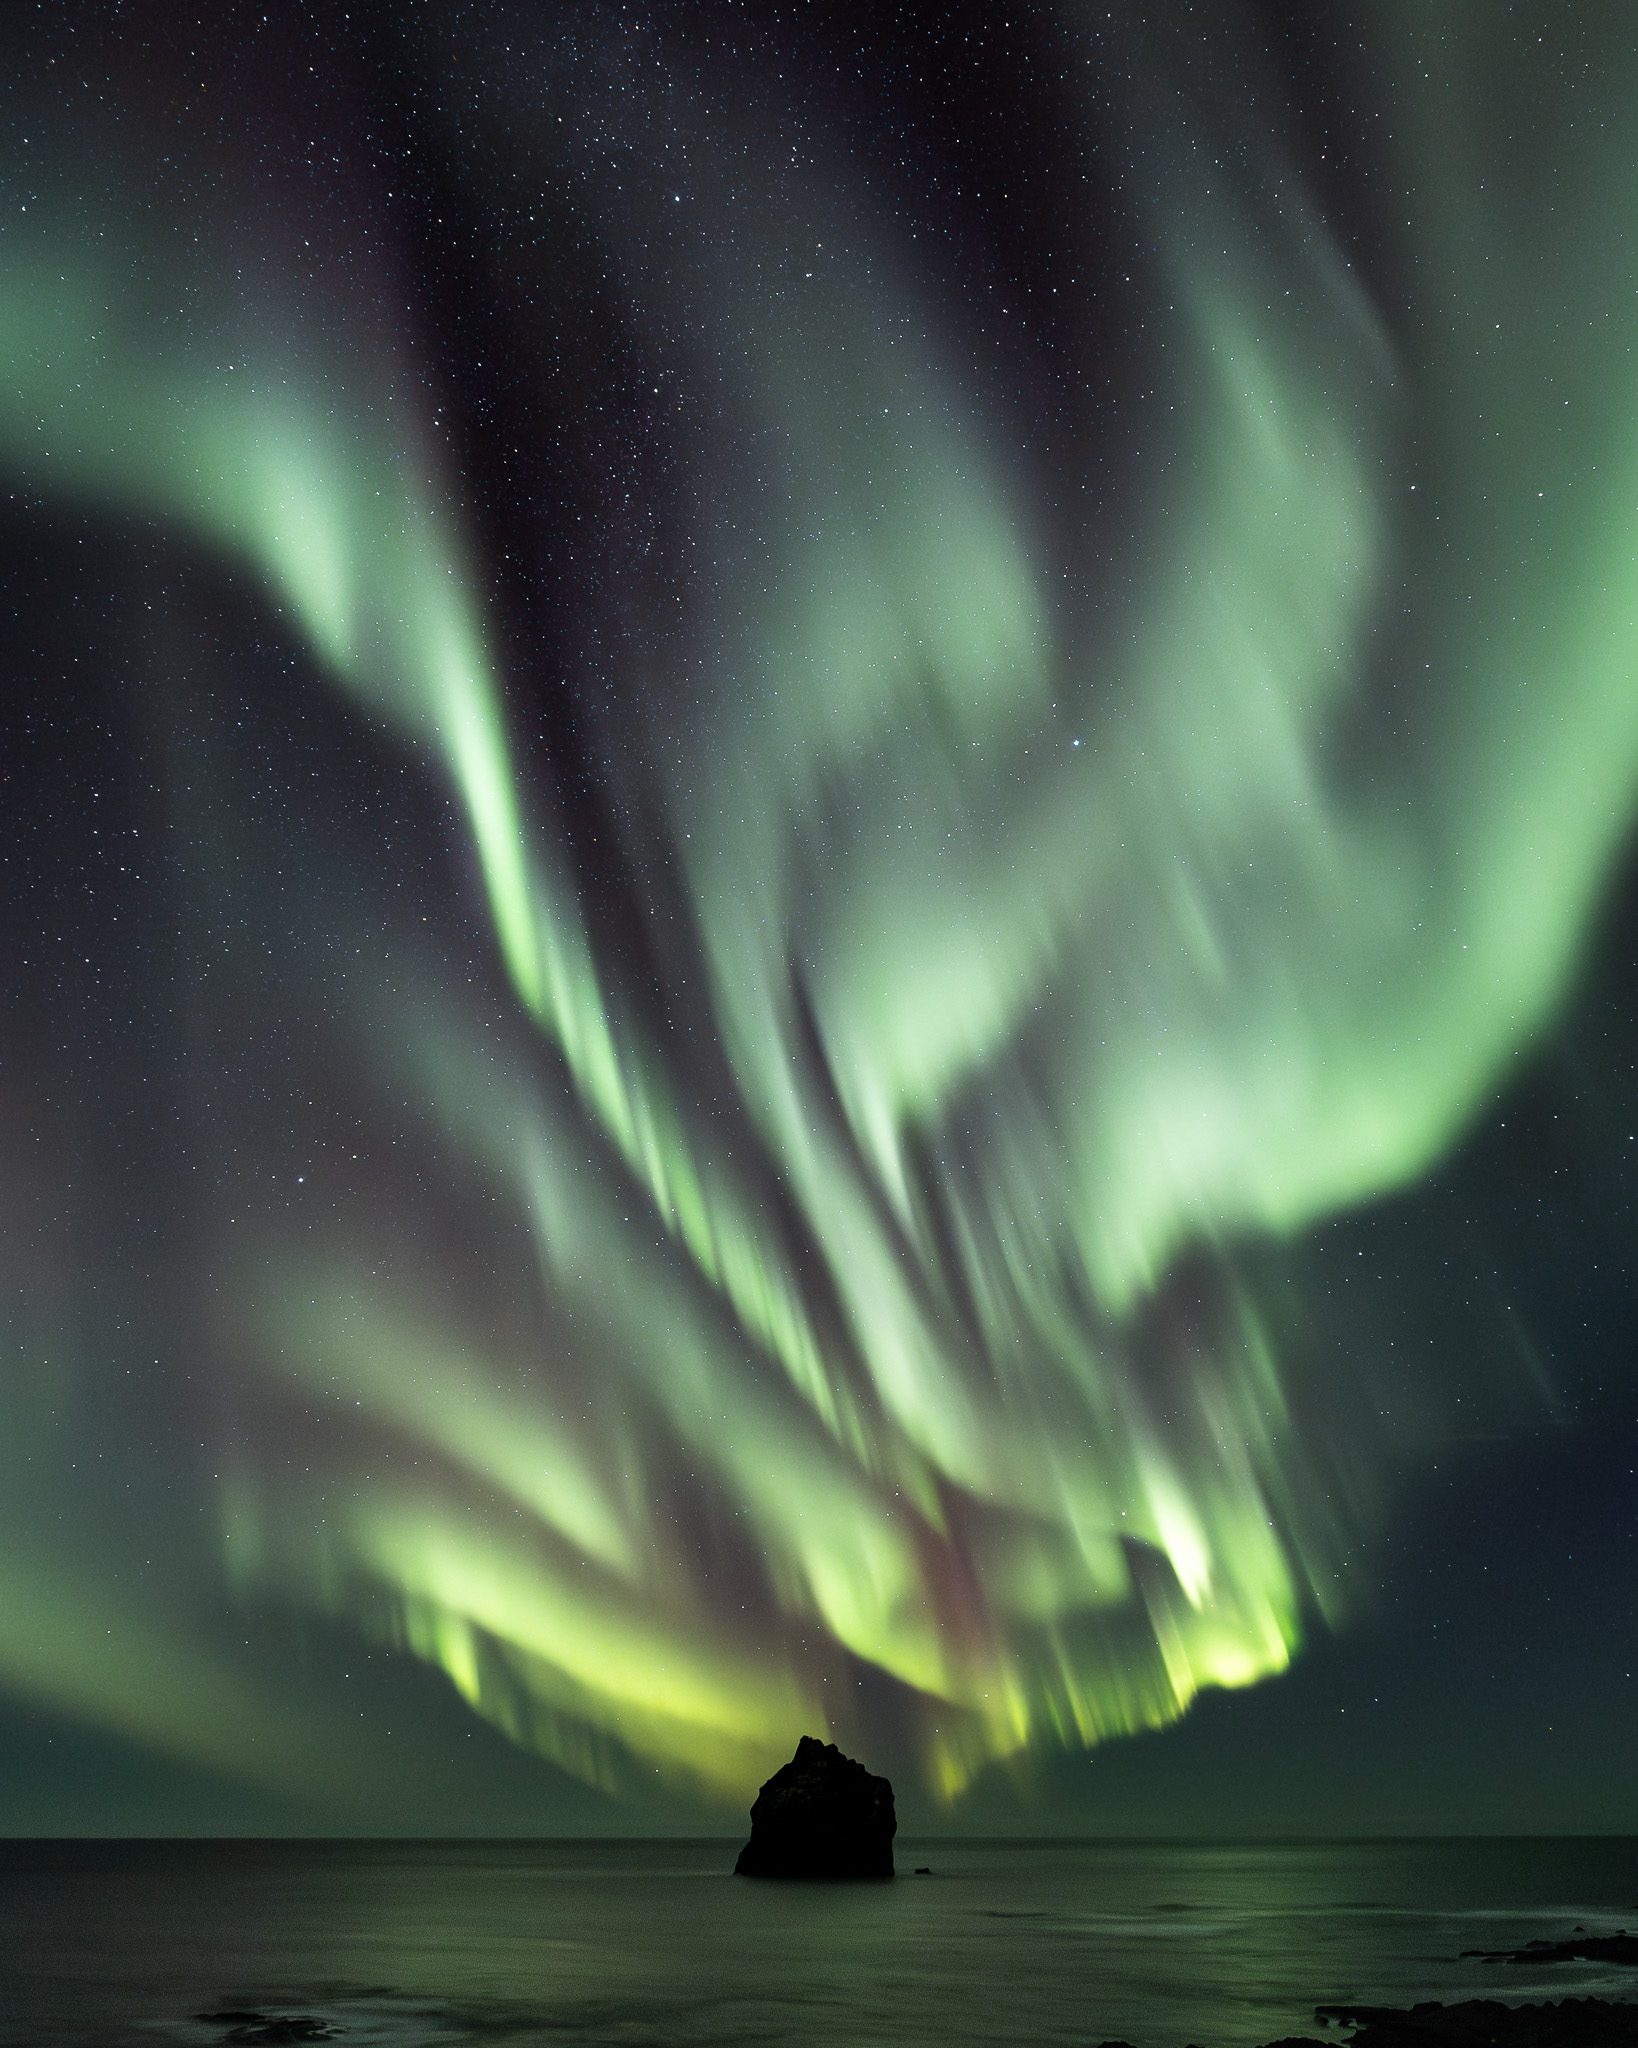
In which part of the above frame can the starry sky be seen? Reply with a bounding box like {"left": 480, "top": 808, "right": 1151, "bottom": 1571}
{"left": 2, "top": 0, "right": 1636, "bottom": 1837}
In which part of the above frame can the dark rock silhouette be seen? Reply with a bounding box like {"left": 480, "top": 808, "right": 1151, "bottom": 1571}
{"left": 1463, "top": 1933, "right": 1638, "bottom": 1967}
{"left": 1289, "top": 1997, "right": 1638, "bottom": 2045}
{"left": 734, "top": 1735, "right": 895, "bottom": 1879}
{"left": 196, "top": 2018, "right": 336, "bottom": 2046}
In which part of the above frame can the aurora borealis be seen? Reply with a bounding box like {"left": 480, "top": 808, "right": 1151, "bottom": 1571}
{"left": 4, "top": 0, "right": 1638, "bottom": 1834}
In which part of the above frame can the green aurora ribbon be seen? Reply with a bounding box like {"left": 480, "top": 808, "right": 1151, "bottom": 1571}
{"left": 0, "top": 3, "right": 1633, "bottom": 1809}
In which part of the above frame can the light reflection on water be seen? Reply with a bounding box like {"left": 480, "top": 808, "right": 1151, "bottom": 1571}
{"left": 1, "top": 1837, "right": 1635, "bottom": 2048}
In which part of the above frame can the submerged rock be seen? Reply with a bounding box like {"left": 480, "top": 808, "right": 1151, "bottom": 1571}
{"left": 196, "top": 2016, "right": 336, "bottom": 2045}
{"left": 1300, "top": 1997, "right": 1638, "bottom": 2045}
{"left": 734, "top": 1735, "right": 895, "bottom": 1880}
{"left": 1463, "top": 1934, "right": 1638, "bottom": 1967}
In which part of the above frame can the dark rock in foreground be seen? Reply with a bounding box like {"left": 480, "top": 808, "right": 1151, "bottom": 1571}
{"left": 196, "top": 2016, "right": 336, "bottom": 2046}
{"left": 734, "top": 1734, "right": 895, "bottom": 1880}
{"left": 1463, "top": 1935, "right": 1638, "bottom": 1968}
{"left": 1293, "top": 1997, "right": 1638, "bottom": 2045}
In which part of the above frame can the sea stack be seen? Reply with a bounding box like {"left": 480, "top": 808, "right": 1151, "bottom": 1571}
{"left": 734, "top": 1735, "right": 896, "bottom": 1880}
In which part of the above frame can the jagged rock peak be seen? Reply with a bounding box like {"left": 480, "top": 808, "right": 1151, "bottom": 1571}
{"left": 733, "top": 1735, "right": 896, "bottom": 1880}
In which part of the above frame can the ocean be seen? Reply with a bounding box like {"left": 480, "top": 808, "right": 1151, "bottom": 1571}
{"left": 1, "top": 1837, "right": 1635, "bottom": 2047}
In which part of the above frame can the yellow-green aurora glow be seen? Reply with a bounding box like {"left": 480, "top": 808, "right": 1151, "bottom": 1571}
{"left": 1, "top": 2, "right": 1635, "bottom": 1814}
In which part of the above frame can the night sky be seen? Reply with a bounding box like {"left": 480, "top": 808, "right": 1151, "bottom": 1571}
{"left": 2, "top": 0, "right": 1636, "bottom": 1838}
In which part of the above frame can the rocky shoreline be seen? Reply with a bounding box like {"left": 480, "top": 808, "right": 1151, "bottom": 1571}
{"left": 1278, "top": 1996, "right": 1638, "bottom": 2045}
{"left": 194, "top": 1990, "right": 1638, "bottom": 2048}
{"left": 213, "top": 2001, "right": 1638, "bottom": 2048}
{"left": 1085, "top": 2000, "right": 1638, "bottom": 2048}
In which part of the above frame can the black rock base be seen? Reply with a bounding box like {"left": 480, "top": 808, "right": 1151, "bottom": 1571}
{"left": 734, "top": 1734, "right": 896, "bottom": 1880}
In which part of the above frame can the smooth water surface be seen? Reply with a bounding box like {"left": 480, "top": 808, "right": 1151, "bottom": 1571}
{"left": 2, "top": 1837, "right": 1636, "bottom": 2047}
